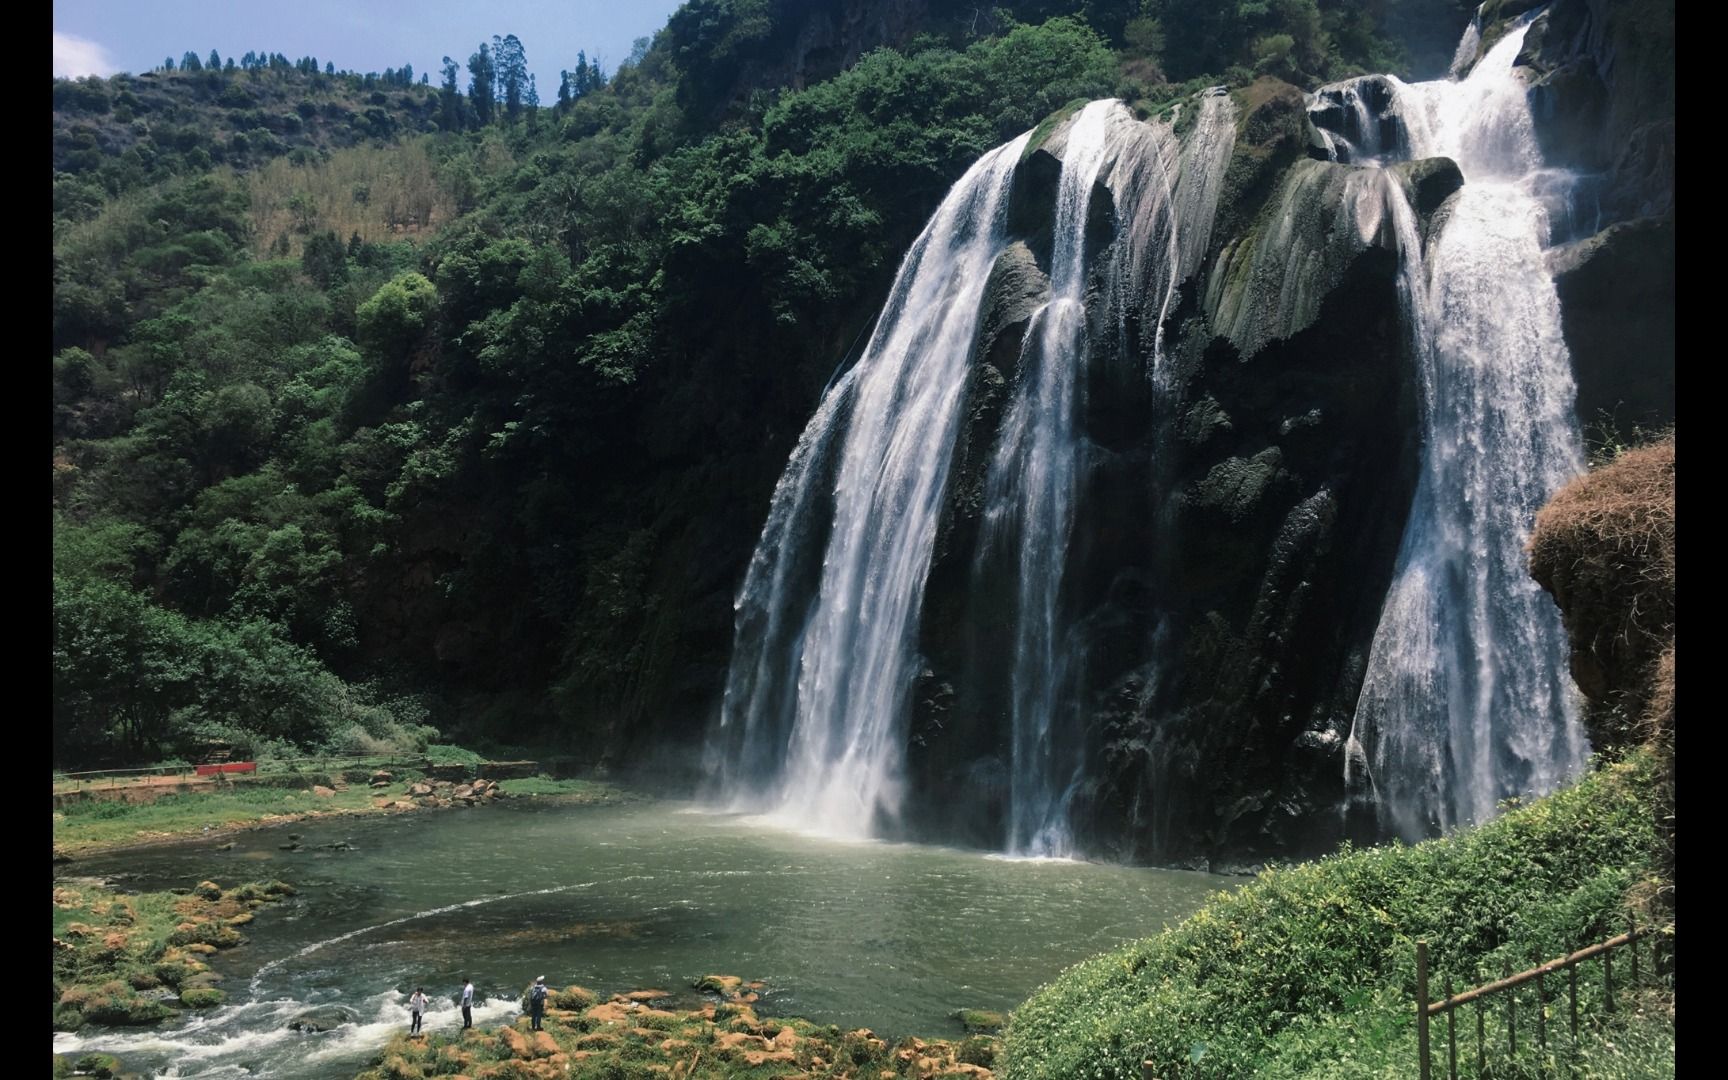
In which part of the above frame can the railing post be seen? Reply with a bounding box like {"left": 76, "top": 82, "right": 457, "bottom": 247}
{"left": 1444, "top": 976, "right": 1457, "bottom": 1080}
{"left": 1141, "top": 1060, "right": 1156, "bottom": 1080}
{"left": 1628, "top": 917, "right": 1640, "bottom": 987}
{"left": 1569, "top": 961, "right": 1579, "bottom": 1044}
{"left": 1535, "top": 969, "right": 1546, "bottom": 1052}
{"left": 1475, "top": 995, "right": 1485, "bottom": 1076}
{"left": 1505, "top": 961, "right": 1516, "bottom": 1056}
{"left": 1603, "top": 950, "right": 1615, "bottom": 1014}
{"left": 1417, "top": 940, "right": 1431, "bottom": 1080}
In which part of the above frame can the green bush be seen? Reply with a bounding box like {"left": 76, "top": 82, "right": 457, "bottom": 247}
{"left": 179, "top": 988, "right": 227, "bottom": 1008}
{"left": 1003, "top": 756, "right": 1664, "bottom": 1079}
{"left": 74, "top": 1054, "right": 122, "bottom": 1079}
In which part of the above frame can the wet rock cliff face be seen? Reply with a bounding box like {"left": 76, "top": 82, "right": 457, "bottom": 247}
{"left": 682, "top": 1, "right": 1669, "bottom": 869}
{"left": 1510, "top": 0, "right": 1675, "bottom": 445}
{"left": 902, "top": 86, "right": 1425, "bottom": 868}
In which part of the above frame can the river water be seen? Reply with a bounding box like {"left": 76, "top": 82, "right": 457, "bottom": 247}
{"left": 54, "top": 799, "right": 1227, "bottom": 1078}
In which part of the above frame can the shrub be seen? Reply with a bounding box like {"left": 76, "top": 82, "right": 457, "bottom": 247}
{"left": 179, "top": 988, "right": 226, "bottom": 1008}
{"left": 1002, "top": 757, "right": 1663, "bottom": 1079}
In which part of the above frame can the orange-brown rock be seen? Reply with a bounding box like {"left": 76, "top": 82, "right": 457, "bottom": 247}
{"left": 499, "top": 1025, "right": 533, "bottom": 1058}
{"left": 584, "top": 1002, "right": 633, "bottom": 1025}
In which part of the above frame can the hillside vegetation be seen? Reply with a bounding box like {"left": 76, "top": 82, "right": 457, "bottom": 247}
{"left": 1001, "top": 755, "right": 1669, "bottom": 1079}
{"left": 50, "top": 1, "right": 1508, "bottom": 771}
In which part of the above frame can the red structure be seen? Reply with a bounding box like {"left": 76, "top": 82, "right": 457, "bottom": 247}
{"left": 194, "top": 762, "right": 257, "bottom": 776}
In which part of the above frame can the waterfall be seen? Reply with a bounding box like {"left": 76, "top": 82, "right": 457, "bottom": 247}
{"left": 711, "top": 92, "right": 1242, "bottom": 852}
{"left": 978, "top": 97, "right": 1237, "bottom": 856}
{"left": 1345, "top": 20, "right": 1588, "bottom": 839}
{"left": 713, "top": 13, "right": 1589, "bottom": 857}
{"left": 707, "top": 131, "right": 1030, "bottom": 837}
{"left": 1448, "top": 4, "right": 1486, "bottom": 79}
{"left": 976, "top": 101, "right": 1119, "bottom": 857}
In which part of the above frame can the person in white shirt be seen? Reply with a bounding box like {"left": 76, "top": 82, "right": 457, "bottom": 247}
{"left": 409, "top": 987, "right": 428, "bottom": 1035}
{"left": 460, "top": 976, "right": 474, "bottom": 1029}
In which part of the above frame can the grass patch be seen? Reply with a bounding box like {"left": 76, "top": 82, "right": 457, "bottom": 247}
{"left": 54, "top": 782, "right": 383, "bottom": 854}
{"left": 1022, "top": 98, "right": 1092, "bottom": 159}
{"left": 494, "top": 775, "right": 634, "bottom": 802}
{"left": 1002, "top": 755, "right": 1668, "bottom": 1079}
{"left": 423, "top": 743, "right": 487, "bottom": 766}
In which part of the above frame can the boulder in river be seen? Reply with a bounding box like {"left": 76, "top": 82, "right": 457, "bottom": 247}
{"left": 288, "top": 1004, "right": 358, "bottom": 1032}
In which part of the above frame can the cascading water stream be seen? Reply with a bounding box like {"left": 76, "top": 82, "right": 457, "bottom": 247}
{"left": 981, "top": 97, "right": 1237, "bottom": 856}
{"left": 1344, "top": 19, "right": 1587, "bottom": 839}
{"left": 977, "top": 101, "right": 1118, "bottom": 857}
{"left": 707, "top": 131, "right": 1030, "bottom": 837}
{"left": 712, "top": 94, "right": 1238, "bottom": 853}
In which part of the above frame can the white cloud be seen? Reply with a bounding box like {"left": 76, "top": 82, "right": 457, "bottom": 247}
{"left": 54, "top": 31, "right": 116, "bottom": 79}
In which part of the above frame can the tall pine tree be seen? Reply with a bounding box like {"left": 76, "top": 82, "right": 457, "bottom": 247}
{"left": 466, "top": 43, "right": 495, "bottom": 125}
{"left": 495, "top": 34, "right": 527, "bottom": 123}
{"left": 440, "top": 57, "right": 463, "bottom": 131}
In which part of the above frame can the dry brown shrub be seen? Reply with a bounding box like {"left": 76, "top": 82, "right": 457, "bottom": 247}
{"left": 1530, "top": 434, "right": 1674, "bottom": 914}
{"left": 1528, "top": 434, "right": 1674, "bottom": 749}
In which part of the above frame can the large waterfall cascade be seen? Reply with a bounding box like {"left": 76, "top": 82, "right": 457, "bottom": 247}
{"left": 710, "top": 11, "right": 1591, "bottom": 856}
{"left": 705, "top": 131, "right": 1031, "bottom": 838}
{"left": 1341, "top": 19, "right": 1589, "bottom": 839}
{"left": 974, "top": 101, "right": 1119, "bottom": 857}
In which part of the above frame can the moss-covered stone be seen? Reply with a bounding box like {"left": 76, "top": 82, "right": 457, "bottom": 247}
{"left": 71, "top": 1053, "right": 123, "bottom": 1079}
{"left": 957, "top": 1008, "right": 1006, "bottom": 1033}
{"left": 1390, "top": 156, "right": 1463, "bottom": 229}
{"left": 54, "top": 879, "right": 287, "bottom": 1033}
{"left": 179, "top": 987, "right": 226, "bottom": 1009}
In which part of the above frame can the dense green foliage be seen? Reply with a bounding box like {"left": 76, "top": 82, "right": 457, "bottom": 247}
{"left": 52, "top": 2, "right": 1467, "bottom": 767}
{"left": 1001, "top": 756, "right": 1667, "bottom": 1078}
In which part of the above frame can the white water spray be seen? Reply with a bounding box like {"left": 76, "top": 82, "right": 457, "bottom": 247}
{"left": 1345, "top": 20, "right": 1587, "bottom": 838}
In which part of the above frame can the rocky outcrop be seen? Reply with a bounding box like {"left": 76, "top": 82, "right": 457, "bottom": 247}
{"left": 1513, "top": 0, "right": 1674, "bottom": 224}
{"left": 903, "top": 89, "right": 1422, "bottom": 867}
{"left": 1551, "top": 216, "right": 1674, "bottom": 445}
{"left": 1306, "top": 76, "right": 1408, "bottom": 163}
{"left": 289, "top": 1004, "right": 358, "bottom": 1032}
{"left": 1391, "top": 157, "right": 1465, "bottom": 235}
{"left": 1204, "top": 158, "right": 1398, "bottom": 357}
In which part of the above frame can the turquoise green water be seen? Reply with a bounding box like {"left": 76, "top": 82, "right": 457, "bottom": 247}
{"left": 54, "top": 798, "right": 1229, "bottom": 1077}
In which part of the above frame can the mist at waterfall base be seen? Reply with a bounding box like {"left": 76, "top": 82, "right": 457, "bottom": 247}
{"left": 53, "top": 801, "right": 1224, "bottom": 1078}
{"left": 710, "top": 16, "right": 1588, "bottom": 859}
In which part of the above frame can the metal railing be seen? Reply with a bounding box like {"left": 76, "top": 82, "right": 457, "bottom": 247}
{"left": 1417, "top": 920, "right": 1670, "bottom": 1079}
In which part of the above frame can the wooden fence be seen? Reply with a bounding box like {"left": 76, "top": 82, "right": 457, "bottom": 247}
{"left": 1417, "top": 921, "right": 1669, "bottom": 1079}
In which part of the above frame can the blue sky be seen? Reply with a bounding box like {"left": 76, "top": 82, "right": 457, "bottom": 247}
{"left": 53, "top": 0, "right": 686, "bottom": 92}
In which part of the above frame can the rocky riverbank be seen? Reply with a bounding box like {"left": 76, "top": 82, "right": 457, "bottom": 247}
{"left": 357, "top": 976, "right": 1000, "bottom": 1080}
{"left": 53, "top": 877, "right": 295, "bottom": 1036}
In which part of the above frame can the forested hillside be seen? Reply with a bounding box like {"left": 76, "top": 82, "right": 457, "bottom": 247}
{"left": 53, "top": 0, "right": 1547, "bottom": 770}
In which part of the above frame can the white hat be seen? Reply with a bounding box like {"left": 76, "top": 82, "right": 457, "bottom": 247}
{"left": 536, "top": 975, "right": 545, "bottom": 983}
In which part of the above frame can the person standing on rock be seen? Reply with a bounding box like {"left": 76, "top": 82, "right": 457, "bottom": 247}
{"left": 528, "top": 975, "right": 547, "bottom": 1031}
{"left": 409, "top": 986, "right": 428, "bottom": 1035}
{"left": 460, "top": 975, "right": 474, "bottom": 1029}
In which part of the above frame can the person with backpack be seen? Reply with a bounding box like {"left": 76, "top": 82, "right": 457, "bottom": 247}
{"left": 528, "top": 975, "right": 547, "bottom": 1031}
